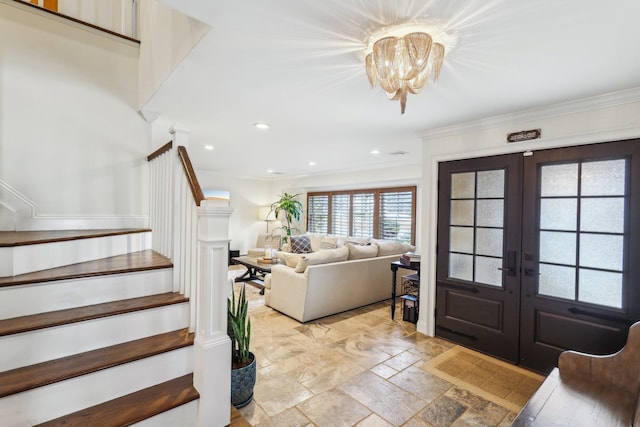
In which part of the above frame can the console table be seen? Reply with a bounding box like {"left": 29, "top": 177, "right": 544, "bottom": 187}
{"left": 390, "top": 260, "right": 420, "bottom": 320}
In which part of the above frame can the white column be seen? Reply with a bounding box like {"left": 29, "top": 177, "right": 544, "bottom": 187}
{"left": 193, "top": 200, "right": 233, "bottom": 427}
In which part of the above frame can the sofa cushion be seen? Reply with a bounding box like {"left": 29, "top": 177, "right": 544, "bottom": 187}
{"left": 376, "top": 240, "right": 416, "bottom": 256}
{"left": 290, "top": 235, "right": 313, "bottom": 254}
{"left": 283, "top": 252, "right": 302, "bottom": 268}
{"left": 294, "top": 246, "right": 349, "bottom": 273}
{"left": 347, "top": 242, "right": 378, "bottom": 260}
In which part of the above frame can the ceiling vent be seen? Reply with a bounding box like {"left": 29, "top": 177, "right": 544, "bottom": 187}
{"left": 390, "top": 150, "right": 408, "bottom": 156}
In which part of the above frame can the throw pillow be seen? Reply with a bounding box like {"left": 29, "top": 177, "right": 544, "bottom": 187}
{"left": 319, "top": 236, "right": 338, "bottom": 250}
{"left": 346, "top": 236, "right": 370, "bottom": 246}
{"left": 346, "top": 242, "right": 378, "bottom": 260}
{"left": 376, "top": 241, "right": 416, "bottom": 256}
{"left": 290, "top": 235, "right": 313, "bottom": 254}
{"left": 294, "top": 246, "right": 349, "bottom": 273}
{"left": 283, "top": 252, "right": 302, "bottom": 268}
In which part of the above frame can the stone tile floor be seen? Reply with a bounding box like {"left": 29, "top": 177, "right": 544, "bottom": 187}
{"left": 236, "top": 283, "right": 544, "bottom": 426}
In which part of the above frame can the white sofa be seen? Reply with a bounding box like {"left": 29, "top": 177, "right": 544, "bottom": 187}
{"left": 264, "top": 233, "right": 415, "bottom": 322}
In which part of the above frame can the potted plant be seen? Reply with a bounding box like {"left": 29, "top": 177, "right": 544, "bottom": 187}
{"left": 228, "top": 284, "right": 256, "bottom": 408}
{"left": 270, "top": 192, "right": 304, "bottom": 241}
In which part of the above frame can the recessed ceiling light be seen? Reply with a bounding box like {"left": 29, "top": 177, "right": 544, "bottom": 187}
{"left": 204, "top": 145, "right": 214, "bottom": 151}
{"left": 370, "top": 149, "right": 380, "bottom": 155}
{"left": 267, "top": 169, "right": 274, "bottom": 174}
{"left": 254, "top": 122, "right": 270, "bottom": 130}
{"left": 308, "top": 161, "right": 316, "bottom": 166}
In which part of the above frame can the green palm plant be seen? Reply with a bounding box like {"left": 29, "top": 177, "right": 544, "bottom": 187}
{"left": 270, "top": 192, "right": 304, "bottom": 238}
{"left": 228, "top": 284, "right": 252, "bottom": 369}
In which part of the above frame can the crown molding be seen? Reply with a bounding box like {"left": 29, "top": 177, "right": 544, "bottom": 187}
{"left": 420, "top": 87, "right": 640, "bottom": 140}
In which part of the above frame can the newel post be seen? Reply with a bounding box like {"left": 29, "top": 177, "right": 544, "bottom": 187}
{"left": 193, "top": 200, "right": 233, "bottom": 427}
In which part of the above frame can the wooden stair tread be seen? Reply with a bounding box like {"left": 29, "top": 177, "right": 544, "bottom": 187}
{"left": 0, "top": 292, "right": 188, "bottom": 337}
{"left": 0, "top": 228, "right": 150, "bottom": 247}
{"left": 0, "top": 249, "right": 172, "bottom": 288}
{"left": 0, "top": 329, "right": 194, "bottom": 398}
{"left": 35, "top": 374, "right": 199, "bottom": 427}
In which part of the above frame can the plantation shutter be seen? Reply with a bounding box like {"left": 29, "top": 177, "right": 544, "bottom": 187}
{"left": 307, "top": 195, "right": 328, "bottom": 233}
{"left": 331, "top": 194, "right": 351, "bottom": 235}
{"left": 379, "top": 190, "right": 414, "bottom": 243}
{"left": 351, "top": 192, "right": 375, "bottom": 237}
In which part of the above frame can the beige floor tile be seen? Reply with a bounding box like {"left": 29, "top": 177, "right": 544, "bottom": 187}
{"left": 237, "top": 399, "right": 270, "bottom": 426}
{"left": 356, "top": 413, "right": 395, "bottom": 427}
{"left": 418, "top": 395, "right": 467, "bottom": 427}
{"left": 297, "top": 388, "right": 371, "bottom": 427}
{"left": 254, "top": 407, "right": 313, "bottom": 427}
{"left": 253, "top": 374, "right": 314, "bottom": 416}
{"left": 371, "top": 363, "right": 399, "bottom": 379}
{"left": 389, "top": 366, "right": 452, "bottom": 403}
{"left": 340, "top": 371, "right": 427, "bottom": 426}
{"left": 328, "top": 335, "right": 393, "bottom": 369}
{"left": 299, "top": 357, "right": 366, "bottom": 394}
{"left": 384, "top": 350, "right": 422, "bottom": 371}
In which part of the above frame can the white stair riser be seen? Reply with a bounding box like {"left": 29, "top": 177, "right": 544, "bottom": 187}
{"left": 1, "top": 347, "right": 194, "bottom": 427}
{"left": 1, "top": 231, "right": 152, "bottom": 277}
{"left": 132, "top": 400, "right": 198, "bottom": 427}
{"left": 0, "top": 269, "right": 173, "bottom": 320}
{"left": 0, "top": 303, "right": 190, "bottom": 371}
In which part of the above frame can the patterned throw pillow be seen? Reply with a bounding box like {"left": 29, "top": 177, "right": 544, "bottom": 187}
{"left": 290, "top": 235, "right": 313, "bottom": 254}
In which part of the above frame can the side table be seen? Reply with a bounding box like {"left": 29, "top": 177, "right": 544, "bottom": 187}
{"left": 390, "top": 260, "right": 420, "bottom": 320}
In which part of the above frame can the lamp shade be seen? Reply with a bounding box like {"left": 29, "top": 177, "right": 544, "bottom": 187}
{"left": 258, "top": 206, "right": 276, "bottom": 221}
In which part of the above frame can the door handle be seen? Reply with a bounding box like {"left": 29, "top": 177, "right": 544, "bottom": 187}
{"left": 524, "top": 268, "right": 540, "bottom": 276}
{"left": 498, "top": 251, "right": 517, "bottom": 276}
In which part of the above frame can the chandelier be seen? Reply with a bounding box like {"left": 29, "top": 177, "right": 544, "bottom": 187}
{"left": 364, "top": 23, "right": 452, "bottom": 114}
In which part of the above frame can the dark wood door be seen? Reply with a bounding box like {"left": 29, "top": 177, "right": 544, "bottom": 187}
{"left": 436, "top": 139, "right": 640, "bottom": 373}
{"left": 519, "top": 139, "right": 640, "bottom": 373}
{"left": 436, "top": 153, "right": 523, "bottom": 363}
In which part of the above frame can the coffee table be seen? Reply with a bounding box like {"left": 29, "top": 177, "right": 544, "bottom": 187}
{"left": 231, "top": 255, "right": 280, "bottom": 294}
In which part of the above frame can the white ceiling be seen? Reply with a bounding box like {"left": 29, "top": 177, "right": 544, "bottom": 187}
{"left": 144, "top": 0, "right": 640, "bottom": 180}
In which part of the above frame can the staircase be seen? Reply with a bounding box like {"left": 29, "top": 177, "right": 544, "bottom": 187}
{"left": 0, "top": 229, "right": 201, "bottom": 426}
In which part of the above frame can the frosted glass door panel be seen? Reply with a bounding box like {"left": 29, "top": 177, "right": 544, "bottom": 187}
{"left": 581, "top": 159, "right": 626, "bottom": 196}
{"left": 540, "top": 199, "right": 577, "bottom": 230}
{"left": 448, "top": 169, "right": 505, "bottom": 287}
{"left": 580, "top": 198, "right": 624, "bottom": 233}
{"left": 579, "top": 234, "right": 624, "bottom": 271}
{"left": 536, "top": 157, "right": 628, "bottom": 309}
{"left": 540, "top": 164, "right": 578, "bottom": 197}
{"left": 477, "top": 170, "right": 505, "bottom": 198}
{"left": 539, "top": 264, "right": 576, "bottom": 300}
{"left": 450, "top": 227, "right": 474, "bottom": 253}
{"left": 476, "top": 200, "right": 504, "bottom": 228}
{"left": 452, "top": 173, "right": 475, "bottom": 198}
{"left": 579, "top": 269, "right": 623, "bottom": 308}
{"left": 450, "top": 253, "right": 473, "bottom": 281}
{"left": 476, "top": 256, "right": 502, "bottom": 286}
{"left": 539, "top": 231, "right": 576, "bottom": 265}
{"left": 476, "top": 228, "right": 503, "bottom": 257}
{"left": 451, "top": 200, "right": 474, "bottom": 226}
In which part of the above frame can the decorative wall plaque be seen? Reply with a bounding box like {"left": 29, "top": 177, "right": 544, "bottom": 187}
{"left": 507, "top": 129, "right": 541, "bottom": 143}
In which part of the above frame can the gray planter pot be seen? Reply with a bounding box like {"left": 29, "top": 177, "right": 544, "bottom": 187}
{"left": 231, "top": 352, "right": 256, "bottom": 408}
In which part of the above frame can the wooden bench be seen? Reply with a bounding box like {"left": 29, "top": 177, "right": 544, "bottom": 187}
{"left": 512, "top": 321, "right": 640, "bottom": 426}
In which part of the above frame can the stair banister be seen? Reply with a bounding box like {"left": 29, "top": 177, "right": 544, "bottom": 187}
{"left": 148, "top": 138, "right": 232, "bottom": 426}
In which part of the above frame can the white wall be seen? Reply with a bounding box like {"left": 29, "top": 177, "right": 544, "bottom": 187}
{"left": 137, "top": 0, "right": 209, "bottom": 109}
{"left": 418, "top": 89, "right": 640, "bottom": 337}
{"left": 196, "top": 170, "right": 275, "bottom": 255}
{"left": 0, "top": 2, "right": 150, "bottom": 230}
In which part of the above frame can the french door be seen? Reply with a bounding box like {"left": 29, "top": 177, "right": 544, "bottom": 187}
{"left": 436, "top": 139, "right": 640, "bottom": 373}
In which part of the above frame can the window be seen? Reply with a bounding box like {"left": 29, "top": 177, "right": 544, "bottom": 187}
{"left": 307, "top": 186, "right": 416, "bottom": 244}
